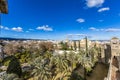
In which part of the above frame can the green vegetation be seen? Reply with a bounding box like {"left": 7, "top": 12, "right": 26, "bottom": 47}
{"left": 1, "top": 41, "right": 101, "bottom": 80}
{"left": 1, "top": 73, "right": 23, "bottom": 80}
{"left": 59, "top": 41, "right": 69, "bottom": 50}
{"left": 6, "top": 56, "right": 22, "bottom": 78}
{"left": 30, "top": 48, "right": 100, "bottom": 80}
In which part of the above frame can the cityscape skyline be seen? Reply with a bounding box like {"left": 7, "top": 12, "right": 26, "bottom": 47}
{"left": 1, "top": 0, "right": 120, "bottom": 40}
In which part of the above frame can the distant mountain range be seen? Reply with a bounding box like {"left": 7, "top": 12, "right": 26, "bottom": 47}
{"left": 0, "top": 37, "right": 46, "bottom": 41}
{"left": 0, "top": 37, "right": 110, "bottom": 42}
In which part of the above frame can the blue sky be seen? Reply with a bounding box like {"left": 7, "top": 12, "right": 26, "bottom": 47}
{"left": 1, "top": 0, "right": 120, "bottom": 40}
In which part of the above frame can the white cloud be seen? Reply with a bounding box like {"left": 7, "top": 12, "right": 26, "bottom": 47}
{"left": 89, "top": 27, "right": 96, "bottom": 30}
{"left": 29, "top": 29, "right": 34, "bottom": 31}
{"left": 75, "top": 34, "right": 87, "bottom": 36}
{"left": 86, "top": 0, "right": 104, "bottom": 8}
{"left": 98, "top": 7, "right": 110, "bottom": 12}
{"left": 89, "top": 27, "right": 99, "bottom": 31}
{"left": 100, "top": 29, "right": 104, "bottom": 31}
{"left": 0, "top": 25, "right": 23, "bottom": 32}
{"left": 12, "top": 27, "right": 23, "bottom": 32}
{"left": 67, "top": 34, "right": 92, "bottom": 38}
{"left": 105, "top": 28, "right": 120, "bottom": 32}
{"left": 68, "top": 34, "right": 86, "bottom": 37}
{"left": 0, "top": 25, "right": 10, "bottom": 30}
{"left": 0, "top": 25, "right": 4, "bottom": 29}
{"left": 89, "top": 27, "right": 120, "bottom": 32}
{"left": 76, "top": 18, "right": 85, "bottom": 23}
{"left": 36, "top": 25, "right": 53, "bottom": 31}
{"left": 4, "top": 27, "right": 9, "bottom": 30}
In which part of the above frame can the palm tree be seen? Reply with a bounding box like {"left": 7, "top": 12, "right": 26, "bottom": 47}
{"left": 89, "top": 47, "right": 99, "bottom": 66}
{"left": 50, "top": 53, "right": 75, "bottom": 80}
{"left": 54, "top": 55, "right": 69, "bottom": 72}
{"left": 31, "top": 50, "right": 88, "bottom": 80}
{"left": 66, "top": 51, "right": 83, "bottom": 73}
{"left": 31, "top": 56, "right": 51, "bottom": 80}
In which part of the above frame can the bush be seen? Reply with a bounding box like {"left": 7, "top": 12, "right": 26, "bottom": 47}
{"left": 86, "top": 66, "right": 92, "bottom": 74}
{"left": 6, "top": 73, "right": 19, "bottom": 80}
{"left": 3, "top": 60, "right": 10, "bottom": 66}
{"left": 22, "top": 71, "right": 31, "bottom": 79}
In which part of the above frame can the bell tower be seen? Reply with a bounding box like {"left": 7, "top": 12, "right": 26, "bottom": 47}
{"left": 111, "top": 37, "right": 120, "bottom": 57}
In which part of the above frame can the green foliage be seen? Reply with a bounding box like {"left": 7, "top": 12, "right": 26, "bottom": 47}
{"left": 31, "top": 56, "right": 52, "bottom": 80}
{"left": 6, "top": 73, "right": 19, "bottom": 80}
{"left": 3, "top": 56, "right": 14, "bottom": 66}
{"left": 6, "top": 56, "right": 22, "bottom": 77}
{"left": 59, "top": 42, "right": 69, "bottom": 50}
{"left": 0, "top": 69, "right": 3, "bottom": 72}
{"left": 39, "top": 42, "right": 54, "bottom": 54}
{"left": 15, "top": 50, "right": 31, "bottom": 63}
{"left": 3, "top": 60, "right": 10, "bottom": 66}
{"left": 0, "top": 59, "right": 2, "bottom": 63}
{"left": 15, "top": 53, "right": 21, "bottom": 59}
{"left": 69, "top": 72, "right": 84, "bottom": 80}
{"left": 22, "top": 71, "right": 31, "bottom": 79}
{"left": 31, "top": 51, "right": 87, "bottom": 80}
{"left": 89, "top": 47, "right": 99, "bottom": 65}
{"left": 3, "top": 41, "right": 101, "bottom": 80}
{"left": 1, "top": 73, "right": 21, "bottom": 80}
{"left": 86, "top": 66, "right": 92, "bottom": 73}
{"left": 74, "top": 41, "right": 77, "bottom": 50}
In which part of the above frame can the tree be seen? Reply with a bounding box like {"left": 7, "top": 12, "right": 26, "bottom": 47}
{"left": 59, "top": 42, "right": 69, "bottom": 50}
{"left": 3, "top": 43, "right": 19, "bottom": 55}
{"left": 54, "top": 55, "right": 69, "bottom": 72}
{"left": 85, "top": 36, "right": 88, "bottom": 56}
{"left": 6, "top": 56, "right": 22, "bottom": 78}
{"left": 78, "top": 41, "right": 81, "bottom": 51}
{"left": 89, "top": 46, "right": 99, "bottom": 65}
{"left": 39, "top": 42, "right": 54, "bottom": 54}
{"left": 69, "top": 72, "right": 84, "bottom": 80}
{"left": 31, "top": 56, "right": 51, "bottom": 80}
{"left": 74, "top": 41, "right": 77, "bottom": 50}
{"left": 6, "top": 73, "right": 20, "bottom": 80}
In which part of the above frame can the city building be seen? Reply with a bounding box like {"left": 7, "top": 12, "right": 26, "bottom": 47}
{"left": 111, "top": 37, "right": 120, "bottom": 57}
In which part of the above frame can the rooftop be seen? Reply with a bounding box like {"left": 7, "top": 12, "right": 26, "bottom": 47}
{"left": 111, "top": 37, "right": 119, "bottom": 40}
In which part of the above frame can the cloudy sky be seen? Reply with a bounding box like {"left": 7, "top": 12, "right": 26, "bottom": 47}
{"left": 1, "top": 0, "right": 120, "bottom": 40}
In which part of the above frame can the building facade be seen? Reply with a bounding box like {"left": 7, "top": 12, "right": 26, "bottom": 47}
{"left": 111, "top": 37, "right": 120, "bottom": 57}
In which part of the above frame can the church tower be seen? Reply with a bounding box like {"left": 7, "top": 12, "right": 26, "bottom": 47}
{"left": 111, "top": 37, "right": 120, "bottom": 57}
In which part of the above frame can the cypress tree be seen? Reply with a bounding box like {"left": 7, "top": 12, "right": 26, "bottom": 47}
{"left": 6, "top": 56, "right": 22, "bottom": 77}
